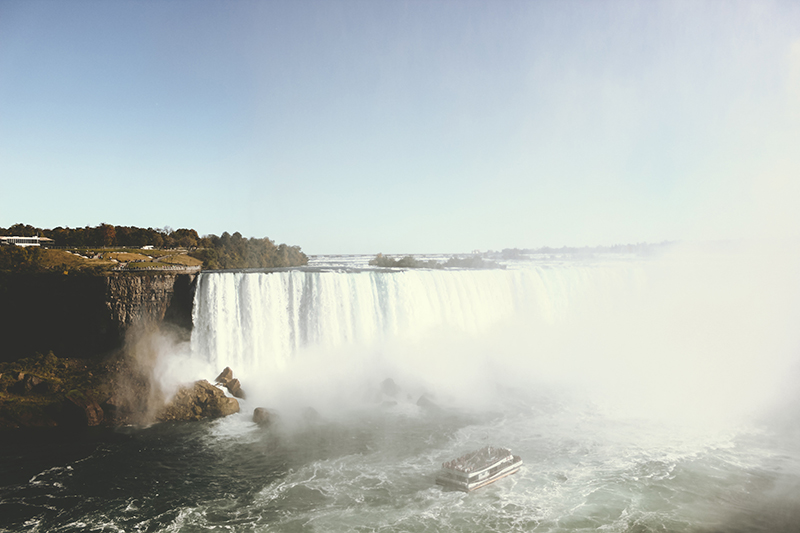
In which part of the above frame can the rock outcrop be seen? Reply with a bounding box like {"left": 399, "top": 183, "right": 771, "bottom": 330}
{"left": 214, "top": 366, "right": 246, "bottom": 399}
{"left": 61, "top": 390, "right": 104, "bottom": 427}
{"left": 225, "top": 378, "right": 245, "bottom": 399}
{"left": 215, "top": 367, "right": 234, "bottom": 384}
{"left": 157, "top": 380, "right": 239, "bottom": 422}
{"left": 105, "top": 272, "right": 197, "bottom": 332}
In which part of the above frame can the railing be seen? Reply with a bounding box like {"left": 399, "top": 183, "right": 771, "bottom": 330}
{"left": 112, "top": 264, "right": 202, "bottom": 272}
{"left": 43, "top": 245, "right": 193, "bottom": 251}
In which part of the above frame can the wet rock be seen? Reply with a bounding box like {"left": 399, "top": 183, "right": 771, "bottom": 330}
{"left": 380, "top": 378, "right": 399, "bottom": 397}
{"left": 61, "top": 391, "right": 104, "bottom": 427}
{"left": 158, "top": 380, "right": 239, "bottom": 422}
{"left": 225, "top": 378, "right": 246, "bottom": 399}
{"left": 215, "top": 367, "right": 234, "bottom": 385}
{"left": 214, "top": 367, "right": 245, "bottom": 399}
{"left": 253, "top": 407, "right": 277, "bottom": 427}
{"left": 416, "top": 394, "right": 441, "bottom": 411}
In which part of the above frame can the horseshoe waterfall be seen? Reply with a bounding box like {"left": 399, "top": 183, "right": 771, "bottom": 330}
{"left": 189, "top": 265, "right": 635, "bottom": 395}
{"left": 5, "top": 254, "right": 800, "bottom": 532}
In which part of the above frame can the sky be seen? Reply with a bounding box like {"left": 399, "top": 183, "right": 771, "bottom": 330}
{"left": 1, "top": 0, "right": 799, "bottom": 254}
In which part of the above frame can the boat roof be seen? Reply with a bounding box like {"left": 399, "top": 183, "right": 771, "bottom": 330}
{"left": 442, "top": 446, "right": 513, "bottom": 473}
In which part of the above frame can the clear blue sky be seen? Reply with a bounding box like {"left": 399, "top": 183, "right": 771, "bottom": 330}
{"left": 2, "top": 0, "right": 799, "bottom": 254}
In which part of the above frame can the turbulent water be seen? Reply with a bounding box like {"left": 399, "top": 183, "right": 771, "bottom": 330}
{"left": 2, "top": 251, "right": 800, "bottom": 532}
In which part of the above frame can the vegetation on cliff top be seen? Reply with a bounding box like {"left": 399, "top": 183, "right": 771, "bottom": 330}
{"left": 0, "top": 246, "right": 113, "bottom": 274}
{"left": 0, "top": 223, "right": 308, "bottom": 272}
{"left": 186, "top": 232, "right": 307, "bottom": 269}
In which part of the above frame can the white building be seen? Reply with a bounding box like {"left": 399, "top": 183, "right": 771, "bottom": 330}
{"left": 0, "top": 236, "right": 54, "bottom": 247}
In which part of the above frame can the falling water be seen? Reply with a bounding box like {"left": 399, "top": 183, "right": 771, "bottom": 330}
{"left": 190, "top": 263, "right": 639, "bottom": 377}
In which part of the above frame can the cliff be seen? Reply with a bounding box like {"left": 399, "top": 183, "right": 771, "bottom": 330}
{"left": 0, "top": 271, "right": 197, "bottom": 363}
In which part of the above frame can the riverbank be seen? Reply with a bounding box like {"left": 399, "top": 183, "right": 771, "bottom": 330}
{"left": 0, "top": 353, "right": 140, "bottom": 429}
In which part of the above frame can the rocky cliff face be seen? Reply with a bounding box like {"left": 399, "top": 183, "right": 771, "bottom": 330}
{"left": 105, "top": 272, "right": 196, "bottom": 331}
{"left": 0, "top": 272, "right": 197, "bottom": 362}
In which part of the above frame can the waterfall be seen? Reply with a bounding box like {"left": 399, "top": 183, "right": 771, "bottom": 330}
{"left": 190, "top": 263, "right": 642, "bottom": 378}
{"left": 184, "top": 251, "right": 800, "bottom": 420}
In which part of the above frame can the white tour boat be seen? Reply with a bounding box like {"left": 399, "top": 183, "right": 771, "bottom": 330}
{"left": 436, "top": 446, "right": 522, "bottom": 492}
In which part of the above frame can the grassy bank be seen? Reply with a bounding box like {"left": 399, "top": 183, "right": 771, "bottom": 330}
{"left": 0, "top": 246, "right": 202, "bottom": 274}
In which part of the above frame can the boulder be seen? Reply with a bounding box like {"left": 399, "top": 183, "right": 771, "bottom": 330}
{"left": 61, "top": 390, "right": 104, "bottom": 427}
{"left": 215, "top": 367, "right": 234, "bottom": 385}
{"left": 158, "top": 380, "right": 239, "bottom": 422}
{"left": 253, "top": 407, "right": 277, "bottom": 427}
{"left": 225, "top": 378, "right": 246, "bottom": 399}
{"left": 380, "top": 378, "right": 399, "bottom": 397}
{"left": 416, "top": 394, "right": 441, "bottom": 411}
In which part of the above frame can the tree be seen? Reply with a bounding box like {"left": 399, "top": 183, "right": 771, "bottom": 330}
{"left": 7, "top": 223, "right": 40, "bottom": 237}
{"left": 171, "top": 228, "right": 199, "bottom": 249}
{"left": 99, "top": 224, "right": 116, "bottom": 247}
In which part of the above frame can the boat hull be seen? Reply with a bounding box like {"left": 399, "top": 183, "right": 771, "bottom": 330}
{"left": 436, "top": 456, "right": 522, "bottom": 492}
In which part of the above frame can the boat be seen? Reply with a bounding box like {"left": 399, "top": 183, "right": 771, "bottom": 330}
{"left": 436, "top": 446, "right": 522, "bottom": 492}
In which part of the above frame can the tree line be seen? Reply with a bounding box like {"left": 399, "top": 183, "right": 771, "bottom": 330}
{"left": 368, "top": 253, "right": 504, "bottom": 269}
{"left": 188, "top": 232, "right": 307, "bottom": 269}
{"left": 0, "top": 223, "right": 308, "bottom": 269}
{"left": 2, "top": 223, "right": 202, "bottom": 249}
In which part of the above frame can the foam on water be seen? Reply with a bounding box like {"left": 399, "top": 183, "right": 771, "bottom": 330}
{"left": 3, "top": 393, "right": 799, "bottom": 532}
{"left": 180, "top": 249, "right": 800, "bottom": 530}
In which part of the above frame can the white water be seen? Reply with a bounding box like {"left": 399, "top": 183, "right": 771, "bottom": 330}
{"left": 187, "top": 250, "right": 799, "bottom": 425}
{"left": 7, "top": 251, "right": 800, "bottom": 532}
{"left": 189, "top": 261, "right": 649, "bottom": 414}
{"left": 190, "top": 266, "right": 603, "bottom": 370}
{"left": 151, "top": 251, "right": 800, "bottom": 531}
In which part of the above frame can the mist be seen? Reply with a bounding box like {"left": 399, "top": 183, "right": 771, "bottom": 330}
{"left": 104, "top": 245, "right": 800, "bottom": 531}
{"left": 165, "top": 244, "right": 800, "bottom": 436}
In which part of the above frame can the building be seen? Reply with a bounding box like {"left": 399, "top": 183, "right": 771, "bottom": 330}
{"left": 0, "top": 236, "right": 55, "bottom": 247}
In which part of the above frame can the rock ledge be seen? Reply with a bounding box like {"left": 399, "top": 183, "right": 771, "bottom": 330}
{"left": 157, "top": 380, "right": 239, "bottom": 422}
